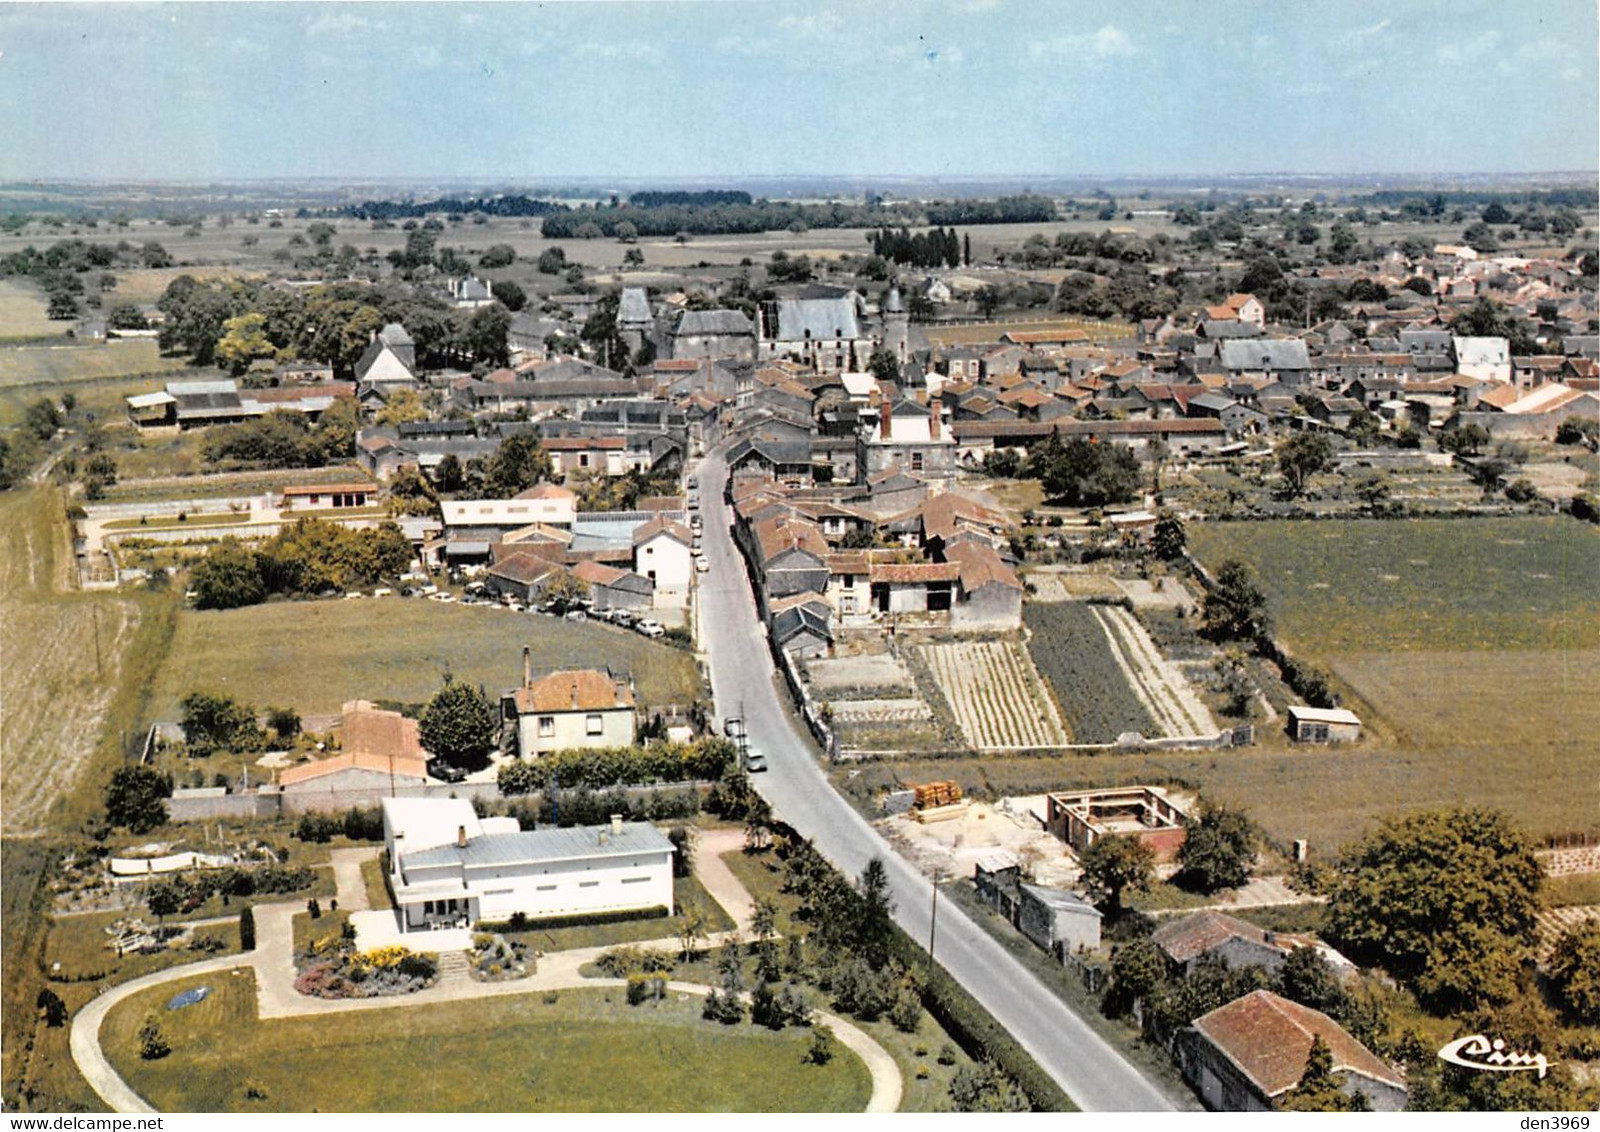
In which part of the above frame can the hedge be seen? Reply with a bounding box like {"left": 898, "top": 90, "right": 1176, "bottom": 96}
{"left": 479, "top": 904, "right": 669, "bottom": 934}
{"left": 498, "top": 738, "right": 736, "bottom": 795}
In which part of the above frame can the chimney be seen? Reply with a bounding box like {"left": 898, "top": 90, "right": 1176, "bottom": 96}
{"left": 611, "top": 813, "right": 623, "bottom": 836}
{"left": 456, "top": 824, "right": 467, "bottom": 849}
{"left": 523, "top": 645, "right": 532, "bottom": 688}
{"left": 880, "top": 407, "right": 892, "bottom": 440}
{"left": 929, "top": 412, "right": 940, "bottom": 441}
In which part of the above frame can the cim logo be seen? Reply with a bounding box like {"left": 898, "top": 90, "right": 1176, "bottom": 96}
{"left": 1437, "top": 1034, "right": 1552, "bottom": 1079}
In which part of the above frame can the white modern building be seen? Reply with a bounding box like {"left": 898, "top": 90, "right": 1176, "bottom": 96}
{"left": 381, "top": 798, "right": 675, "bottom": 932}
{"left": 632, "top": 515, "right": 694, "bottom": 606}
{"left": 440, "top": 484, "right": 578, "bottom": 532}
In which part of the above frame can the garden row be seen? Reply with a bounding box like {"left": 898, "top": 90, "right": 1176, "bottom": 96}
{"left": 918, "top": 641, "right": 1068, "bottom": 750}
{"left": 1024, "top": 603, "right": 1159, "bottom": 744}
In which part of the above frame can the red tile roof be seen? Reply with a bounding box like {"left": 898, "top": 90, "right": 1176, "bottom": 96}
{"left": 1193, "top": 990, "right": 1405, "bottom": 1099}
{"left": 513, "top": 668, "right": 635, "bottom": 714}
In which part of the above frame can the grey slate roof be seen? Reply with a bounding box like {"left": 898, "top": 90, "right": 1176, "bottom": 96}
{"left": 404, "top": 821, "right": 674, "bottom": 869}
{"left": 773, "top": 602, "right": 833, "bottom": 648}
{"left": 674, "top": 309, "right": 755, "bottom": 337}
{"left": 774, "top": 298, "right": 861, "bottom": 342}
{"left": 1218, "top": 339, "right": 1311, "bottom": 372}
{"left": 619, "top": 287, "right": 653, "bottom": 326}
{"left": 1020, "top": 884, "right": 1102, "bottom": 917}
{"left": 1200, "top": 319, "right": 1263, "bottom": 340}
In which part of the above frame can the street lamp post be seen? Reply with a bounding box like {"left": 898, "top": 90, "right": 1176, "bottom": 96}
{"left": 927, "top": 870, "right": 944, "bottom": 962}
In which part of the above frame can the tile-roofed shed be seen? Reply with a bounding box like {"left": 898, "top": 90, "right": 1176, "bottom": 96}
{"left": 1190, "top": 990, "right": 1406, "bottom": 1103}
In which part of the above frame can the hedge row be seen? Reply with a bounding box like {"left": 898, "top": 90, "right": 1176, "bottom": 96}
{"left": 498, "top": 738, "right": 736, "bottom": 795}
{"left": 479, "top": 904, "right": 669, "bottom": 934}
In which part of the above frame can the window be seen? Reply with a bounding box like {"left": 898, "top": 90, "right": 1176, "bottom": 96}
{"left": 579, "top": 880, "right": 600, "bottom": 888}
{"left": 621, "top": 876, "right": 650, "bottom": 885}
{"left": 911, "top": 451, "right": 924, "bottom": 471}
{"left": 537, "top": 884, "right": 557, "bottom": 892}
{"left": 538, "top": 716, "right": 555, "bottom": 737}
{"left": 586, "top": 714, "right": 603, "bottom": 735}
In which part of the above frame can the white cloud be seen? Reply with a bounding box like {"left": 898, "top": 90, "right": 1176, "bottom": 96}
{"left": 778, "top": 11, "right": 843, "bottom": 37}
{"left": 1029, "top": 25, "right": 1137, "bottom": 61}
{"left": 305, "top": 11, "right": 373, "bottom": 38}
{"left": 1349, "top": 18, "right": 1391, "bottom": 42}
{"left": 1436, "top": 30, "right": 1501, "bottom": 63}
{"left": 575, "top": 41, "right": 659, "bottom": 61}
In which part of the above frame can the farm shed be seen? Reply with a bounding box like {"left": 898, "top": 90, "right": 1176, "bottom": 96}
{"left": 1046, "top": 786, "right": 1192, "bottom": 863}
{"left": 1018, "top": 884, "right": 1102, "bottom": 956}
{"left": 1180, "top": 991, "right": 1407, "bottom": 1112}
{"left": 1286, "top": 705, "right": 1361, "bottom": 743}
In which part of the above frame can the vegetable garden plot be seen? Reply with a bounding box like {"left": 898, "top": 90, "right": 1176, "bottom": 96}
{"left": 1024, "top": 603, "right": 1158, "bottom": 744}
{"left": 917, "top": 640, "right": 1070, "bottom": 750}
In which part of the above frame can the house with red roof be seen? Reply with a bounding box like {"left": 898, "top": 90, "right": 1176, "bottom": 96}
{"left": 1182, "top": 990, "right": 1407, "bottom": 1111}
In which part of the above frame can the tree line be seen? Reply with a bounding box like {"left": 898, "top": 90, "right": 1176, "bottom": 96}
{"left": 866, "top": 226, "right": 963, "bottom": 269}
{"left": 187, "top": 518, "right": 414, "bottom": 609}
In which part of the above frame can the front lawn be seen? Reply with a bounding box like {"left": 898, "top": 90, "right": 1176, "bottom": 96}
{"left": 102, "top": 973, "right": 872, "bottom": 1112}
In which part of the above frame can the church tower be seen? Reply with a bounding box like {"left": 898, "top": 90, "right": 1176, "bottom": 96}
{"left": 883, "top": 283, "right": 909, "bottom": 364}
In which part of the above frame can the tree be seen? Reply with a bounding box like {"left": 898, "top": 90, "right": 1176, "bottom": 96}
{"left": 1549, "top": 921, "right": 1600, "bottom": 1024}
{"left": 1176, "top": 802, "right": 1258, "bottom": 892}
{"left": 614, "top": 221, "right": 639, "bottom": 244}
{"left": 147, "top": 882, "right": 182, "bottom": 923}
{"left": 1151, "top": 512, "right": 1186, "bottom": 561}
{"left": 47, "top": 291, "right": 79, "bottom": 320}
{"left": 104, "top": 766, "right": 172, "bottom": 834}
{"left": 536, "top": 246, "right": 568, "bottom": 274}
{"left": 36, "top": 988, "right": 68, "bottom": 1028}
{"left": 464, "top": 303, "right": 512, "bottom": 367}
{"left": 866, "top": 345, "right": 899, "bottom": 384}
{"left": 1346, "top": 409, "right": 1380, "bottom": 447}
{"left": 180, "top": 691, "right": 265, "bottom": 755}
{"left": 1275, "top": 945, "right": 1346, "bottom": 1015}
{"left": 492, "top": 279, "right": 527, "bottom": 311}
{"left": 478, "top": 243, "right": 516, "bottom": 268}
{"left": 622, "top": 247, "right": 644, "bottom": 269}
{"left": 266, "top": 706, "right": 301, "bottom": 741}
{"left": 419, "top": 677, "right": 499, "bottom": 771}
{"left": 1202, "top": 558, "right": 1271, "bottom": 642}
{"left": 434, "top": 452, "right": 465, "bottom": 494}
{"left": 1439, "top": 423, "right": 1490, "bottom": 457}
{"left": 215, "top": 311, "right": 275, "bottom": 374}
{"left": 855, "top": 858, "right": 895, "bottom": 969}
{"left": 188, "top": 538, "right": 266, "bottom": 610}
{"left": 678, "top": 905, "right": 709, "bottom": 961}
{"left": 1353, "top": 472, "right": 1391, "bottom": 512}
{"left": 1324, "top": 807, "right": 1541, "bottom": 1013}
{"left": 1280, "top": 1035, "right": 1368, "bottom": 1111}
{"left": 479, "top": 432, "right": 552, "bottom": 497}
{"left": 1078, "top": 834, "right": 1155, "bottom": 916}
{"left": 240, "top": 906, "right": 256, "bottom": 951}
{"left": 1275, "top": 431, "right": 1334, "bottom": 497}
{"left": 374, "top": 388, "right": 429, "bottom": 427}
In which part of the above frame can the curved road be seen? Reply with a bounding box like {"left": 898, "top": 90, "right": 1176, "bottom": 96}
{"left": 695, "top": 449, "right": 1177, "bottom": 1113}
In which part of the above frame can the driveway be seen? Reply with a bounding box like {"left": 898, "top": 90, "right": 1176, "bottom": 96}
{"left": 70, "top": 840, "right": 901, "bottom": 1113}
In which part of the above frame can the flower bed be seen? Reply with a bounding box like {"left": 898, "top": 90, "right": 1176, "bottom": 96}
{"left": 468, "top": 933, "right": 534, "bottom": 982}
{"left": 295, "top": 933, "right": 438, "bottom": 999}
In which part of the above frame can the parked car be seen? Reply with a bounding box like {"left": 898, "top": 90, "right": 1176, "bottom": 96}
{"left": 611, "top": 609, "right": 637, "bottom": 628}
{"left": 742, "top": 747, "right": 768, "bottom": 773}
{"left": 565, "top": 609, "right": 587, "bottom": 622}
{"left": 687, "top": 475, "right": 698, "bottom": 490}
{"left": 696, "top": 556, "right": 709, "bottom": 573}
{"left": 428, "top": 760, "right": 467, "bottom": 784}
{"left": 428, "top": 592, "right": 456, "bottom": 604}
{"left": 372, "top": 587, "right": 394, "bottom": 598}
{"left": 635, "top": 619, "right": 664, "bottom": 638}
{"left": 723, "top": 716, "right": 745, "bottom": 738}
{"left": 686, "top": 496, "right": 699, "bottom": 511}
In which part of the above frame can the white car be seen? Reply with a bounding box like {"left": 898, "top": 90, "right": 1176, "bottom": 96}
{"left": 371, "top": 587, "right": 394, "bottom": 598}
{"left": 427, "top": 592, "right": 456, "bottom": 604}
{"left": 696, "top": 556, "right": 709, "bottom": 573}
{"left": 634, "top": 619, "right": 665, "bottom": 638}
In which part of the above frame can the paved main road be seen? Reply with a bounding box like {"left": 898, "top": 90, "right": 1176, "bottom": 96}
{"left": 694, "top": 449, "right": 1178, "bottom": 1113}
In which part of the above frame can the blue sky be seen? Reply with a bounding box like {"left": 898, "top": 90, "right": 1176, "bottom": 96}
{"left": 1, "top": 1, "right": 1595, "bottom": 180}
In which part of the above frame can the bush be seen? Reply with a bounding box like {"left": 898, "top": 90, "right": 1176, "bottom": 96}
{"left": 138, "top": 1014, "right": 171, "bottom": 1060}
{"left": 240, "top": 907, "right": 256, "bottom": 951}
{"left": 805, "top": 1027, "right": 836, "bottom": 1065}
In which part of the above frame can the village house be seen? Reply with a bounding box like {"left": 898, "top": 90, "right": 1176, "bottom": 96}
{"left": 631, "top": 514, "right": 694, "bottom": 606}
{"left": 669, "top": 308, "right": 758, "bottom": 361}
{"left": 278, "top": 701, "right": 432, "bottom": 804}
{"left": 355, "top": 323, "right": 419, "bottom": 388}
{"left": 1286, "top": 705, "right": 1363, "bottom": 743}
{"left": 382, "top": 798, "right": 674, "bottom": 933}
{"left": 858, "top": 398, "right": 958, "bottom": 487}
{"left": 760, "top": 295, "right": 872, "bottom": 373}
{"left": 973, "top": 852, "right": 1103, "bottom": 956}
{"left": 1180, "top": 990, "right": 1408, "bottom": 1112}
{"left": 506, "top": 658, "right": 637, "bottom": 758}
{"left": 571, "top": 560, "right": 655, "bottom": 612}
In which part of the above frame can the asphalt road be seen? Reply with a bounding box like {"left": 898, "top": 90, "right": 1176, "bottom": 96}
{"left": 693, "top": 449, "right": 1178, "bottom": 1113}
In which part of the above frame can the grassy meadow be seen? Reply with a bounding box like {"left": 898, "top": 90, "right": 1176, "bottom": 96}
{"left": 149, "top": 598, "right": 704, "bottom": 719}
{"left": 103, "top": 975, "right": 871, "bottom": 1112}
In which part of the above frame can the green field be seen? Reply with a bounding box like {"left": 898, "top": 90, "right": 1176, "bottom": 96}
{"left": 149, "top": 599, "right": 703, "bottom": 718}
{"left": 0, "top": 339, "right": 192, "bottom": 388}
{"left": 1188, "top": 518, "right": 1600, "bottom": 653}
{"left": 0, "top": 279, "right": 60, "bottom": 340}
{"left": 103, "top": 975, "right": 871, "bottom": 1112}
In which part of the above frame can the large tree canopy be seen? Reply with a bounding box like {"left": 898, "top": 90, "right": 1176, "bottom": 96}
{"left": 1324, "top": 807, "right": 1542, "bottom": 1013}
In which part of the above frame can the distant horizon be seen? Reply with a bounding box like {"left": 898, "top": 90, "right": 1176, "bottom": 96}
{"left": 2, "top": 2, "right": 1595, "bottom": 183}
